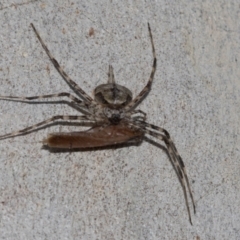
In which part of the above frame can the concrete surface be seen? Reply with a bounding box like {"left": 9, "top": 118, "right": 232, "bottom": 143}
{"left": 0, "top": 0, "right": 239, "bottom": 239}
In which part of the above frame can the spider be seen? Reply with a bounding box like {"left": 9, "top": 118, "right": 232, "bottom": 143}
{"left": 0, "top": 23, "right": 195, "bottom": 224}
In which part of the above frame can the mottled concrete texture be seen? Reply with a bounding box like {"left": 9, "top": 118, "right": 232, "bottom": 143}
{"left": 0, "top": 1, "right": 239, "bottom": 239}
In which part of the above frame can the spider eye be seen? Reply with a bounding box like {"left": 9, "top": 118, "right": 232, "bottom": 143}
{"left": 94, "top": 83, "right": 132, "bottom": 106}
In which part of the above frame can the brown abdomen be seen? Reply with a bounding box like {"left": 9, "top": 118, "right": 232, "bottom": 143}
{"left": 43, "top": 124, "right": 143, "bottom": 149}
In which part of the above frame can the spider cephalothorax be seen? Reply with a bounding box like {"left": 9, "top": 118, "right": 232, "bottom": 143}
{"left": 94, "top": 74, "right": 133, "bottom": 107}
{"left": 93, "top": 65, "right": 134, "bottom": 124}
{"left": 0, "top": 23, "right": 195, "bottom": 224}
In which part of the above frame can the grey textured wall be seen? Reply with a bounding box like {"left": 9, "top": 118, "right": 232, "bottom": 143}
{"left": 0, "top": 1, "right": 239, "bottom": 239}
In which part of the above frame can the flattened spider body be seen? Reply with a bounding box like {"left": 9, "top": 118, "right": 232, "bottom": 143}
{"left": 94, "top": 83, "right": 132, "bottom": 106}
{"left": 0, "top": 23, "right": 196, "bottom": 224}
{"left": 44, "top": 123, "right": 144, "bottom": 149}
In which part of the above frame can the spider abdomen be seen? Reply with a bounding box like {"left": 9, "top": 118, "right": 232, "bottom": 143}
{"left": 43, "top": 124, "right": 143, "bottom": 149}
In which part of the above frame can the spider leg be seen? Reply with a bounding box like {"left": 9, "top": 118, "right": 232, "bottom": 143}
{"left": 125, "top": 23, "right": 157, "bottom": 111}
{"left": 0, "top": 92, "right": 90, "bottom": 110}
{"left": 0, "top": 115, "right": 94, "bottom": 140}
{"left": 145, "top": 129, "right": 195, "bottom": 225}
{"left": 31, "top": 23, "right": 95, "bottom": 104}
{"left": 135, "top": 121, "right": 196, "bottom": 213}
{"left": 130, "top": 120, "right": 195, "bottom": 224}
{"left": 148, "top": 130, "right": 193, "bottom": 225}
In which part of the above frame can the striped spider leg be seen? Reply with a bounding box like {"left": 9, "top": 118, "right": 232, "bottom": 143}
{"left": 127, "top": 120, "right": 196, "bottom": 225}
{"left": 30, "top": 23, "right": 96, "bottom": 104}
{"left": 124, "top": 23, "right": 157, "bottom": 112}
{"left": 0, "top": 23, "right": 195, "bottom": 224}
{"left": 122, "top": 23, "right": 195, "bottom": 224}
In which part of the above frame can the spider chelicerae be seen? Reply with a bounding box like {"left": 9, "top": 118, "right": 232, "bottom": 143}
{"left": 0, "top": 23, "right": 195, "bottom": 224}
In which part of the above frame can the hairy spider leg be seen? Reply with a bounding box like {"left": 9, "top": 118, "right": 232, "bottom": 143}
{"left": 0, "top": 115, "right": 93, "bottom": 140}
{"left": 31, "top": 23, "right": 96, "bottom": 105}
{"left": 125, "top": 23, "right": 157, "bottom": 111}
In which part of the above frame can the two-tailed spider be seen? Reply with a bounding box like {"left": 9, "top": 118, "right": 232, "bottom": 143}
{"left": 0, "top": 23, "right": 195, "bottom": 224}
